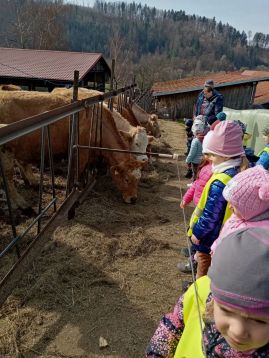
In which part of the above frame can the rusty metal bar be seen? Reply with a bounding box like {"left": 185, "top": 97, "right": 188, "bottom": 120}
{"left": 0, "top": 84, "right": 136, "bottom": 147}
{"left": 66, "top": 114, "right": 77, "bottom": 195}
{"left": 0, "top": 198, "right": 57, "bottom": 258}
{"left": 74, "top": 144, "right": 180, "bottom": 160}
{"left": 46, "top": 126, "right": 57, "bottom": 212}
{"left": 73, "top": 71, "right": 80, "bottom": 186}
{"left": 37, "top": 127, "right": 46, "bottom": 234}
{"left": 0, "top": 151, "right": 20, "bottom": 258}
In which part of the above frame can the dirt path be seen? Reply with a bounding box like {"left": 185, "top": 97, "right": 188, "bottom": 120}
{"left": 0, "top": 120, "right": 193, "bottom": 358}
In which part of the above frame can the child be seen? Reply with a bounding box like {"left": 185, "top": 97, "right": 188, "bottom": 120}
{"left": 180, "top": 132, "right": 213, "bottom": 210}
{"left": 184, "top": 118, "right": 194, "bottom": 156}
{"left": 234, "top": 120, "right": 258, "bottom": 167}
{"left": 184, "top": 118, "right": 194, "bottom": 178}
{"left": 180, "top": 157, "right": 212, "bottom": 208}
{"left": 211, "top": 165, "right": 269, "bottom": 253}
{"left": 256, "top": 125, "right": 269, "bottom": 170}
{"left": 179, "top": 141, "right": 212, "bottom": 270}
{"left": 186, "top": 121, "right": 246, "bottom": 278}
{"left": 185, "top": 116, "right": 207, "bottom": 181}
{"left": 209, "top": 111, "right": 226, "bottom": 130}
{"left": 146, "top": 227, "right": 269, "bottom": 358}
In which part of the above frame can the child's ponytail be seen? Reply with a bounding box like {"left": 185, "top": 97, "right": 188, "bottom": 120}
{"left": 240, "top": 155, "right": 249, "bottom": 172}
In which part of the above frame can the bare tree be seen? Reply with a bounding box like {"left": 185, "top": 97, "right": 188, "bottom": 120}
{"left": 109, "top": 26, "right": 133, "bottom": 86}
{"left": 6, "top": 0, "right": 67, "bottom": 50}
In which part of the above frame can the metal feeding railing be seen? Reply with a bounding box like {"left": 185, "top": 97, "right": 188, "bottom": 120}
{"left": 134, "top": 88, "right": 155, "bottom": 113}
{"left": 0, "top": 76, "right": 137, "bottom": 306}
{"left": 0, "top": 75, "right": 181, "bottom": 307}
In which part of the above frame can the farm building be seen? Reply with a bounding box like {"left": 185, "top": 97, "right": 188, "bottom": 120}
{"left": 0, "top": 47, "right": 111, "bottom": 92}
{"left": 152, "top": 71, "right": 269, "bottom": 119}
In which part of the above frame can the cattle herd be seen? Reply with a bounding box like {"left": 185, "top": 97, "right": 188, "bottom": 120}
{"left": 0, "top": 85, "right": 161, "bottom": 212}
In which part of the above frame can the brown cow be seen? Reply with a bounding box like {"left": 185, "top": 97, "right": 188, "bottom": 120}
{"left": 0, "top": 90, "right": 146, "bottom": 207}
{"left": 52, "top": 88, "right": 153, "bottom": 162}
{"left": 113, "top": 99, "right": 161, "bottom": 139}
{"left": 0, "top": 84, "right": 22, "bottom": 91}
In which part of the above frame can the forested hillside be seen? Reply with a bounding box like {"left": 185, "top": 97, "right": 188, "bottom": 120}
{"left": 1, "top": 0, "right": 269, "bottom": 88}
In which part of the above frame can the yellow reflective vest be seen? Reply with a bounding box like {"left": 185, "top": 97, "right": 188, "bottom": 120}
{"left": 174, "top": 276, "right": 211, "bottom": 358}
{"left": 258, "top": 146, "right": 269, "bottom": 157}
{"left": 188, "top": 172, "right": 233, "bottom": 237}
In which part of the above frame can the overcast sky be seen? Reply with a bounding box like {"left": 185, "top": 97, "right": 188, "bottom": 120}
{"left": 81, "top": 0, "right": 269, "bottom": 35}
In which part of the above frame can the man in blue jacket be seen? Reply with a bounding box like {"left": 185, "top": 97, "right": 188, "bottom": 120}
{"left": 194, "top": 80, "right": 223, "bottom": 125}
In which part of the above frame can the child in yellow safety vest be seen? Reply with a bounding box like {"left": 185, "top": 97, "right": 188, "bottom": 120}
{"left": 146, "top": 227, "right": 269, "bottom": 358}
{"left": 256, "top": 125, "right": 269, "bottom": 170}
{"left": 211, "top": 165, "right": 269, "bottom": 254}
{"left": 185, "top": 121, "right": 247, "bottom": 278}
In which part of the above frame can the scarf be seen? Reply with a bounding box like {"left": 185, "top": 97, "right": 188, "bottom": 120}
{"left": 212, "top": 158, "right": 241, "bottom": 173}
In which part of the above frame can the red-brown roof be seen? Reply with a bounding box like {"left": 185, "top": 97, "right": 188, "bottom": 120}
{"left": 242, "top": 71, "right": 269, "bottom": 105}
{"left": 255, "top": 81, "right": 269, "bottom": 104}
{"left": 0, "top": 47, "right": 109, "bottom": 82}
{"left": 152, "top": 71, "right": 269, "bottom": 101}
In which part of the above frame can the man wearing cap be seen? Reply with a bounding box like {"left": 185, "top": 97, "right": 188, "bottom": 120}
{"left": 194, "top": 79, "right": 224, "bottom": 125}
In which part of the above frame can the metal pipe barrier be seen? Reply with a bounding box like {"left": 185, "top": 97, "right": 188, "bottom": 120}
{"left": 0, "top": 81, "right": 137, "bottom": 306}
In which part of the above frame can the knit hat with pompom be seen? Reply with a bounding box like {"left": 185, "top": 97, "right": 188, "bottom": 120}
{"left": 223, "top": 165, "right": 269, "bottom": 220}
{"left": 205, "top": 120, "right": 245, "bottom": 157}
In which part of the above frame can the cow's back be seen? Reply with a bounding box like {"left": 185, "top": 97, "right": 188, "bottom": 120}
{"left": 0, "top": 91, "right": 71, "bottom": 161}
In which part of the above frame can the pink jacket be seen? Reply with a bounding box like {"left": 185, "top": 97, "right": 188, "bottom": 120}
{"left": 212, "top": 210, "right": 269, "bottom": 253}
{"left": 183, "top": 162, "right": 212, "bottom": 206}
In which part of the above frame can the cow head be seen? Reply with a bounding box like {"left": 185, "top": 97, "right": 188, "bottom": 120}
{"left": 119, "top": 127, "right": 152, "bottom": 162}
{"left": 149, "top": 114, "right": 161, "bottom": 138}
{"left": 110, "top": 158, "right": 146, "bottom": 204}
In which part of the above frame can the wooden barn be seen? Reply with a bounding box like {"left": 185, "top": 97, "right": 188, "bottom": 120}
{"left": 0, "top": 47, "right": 111, "bottom": 92}
{"left": 152, "top": 71, "right": 269, "bottom": 119}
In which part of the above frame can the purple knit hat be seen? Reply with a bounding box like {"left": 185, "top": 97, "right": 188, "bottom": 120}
{"left": 223, "top": 165, "right": 269, "bottom": 220}
{"left": 205, "top": 120, "right": 245, "bottom": 157}
{"left": 208, "top": 227, "right": 269, "bottom": 317}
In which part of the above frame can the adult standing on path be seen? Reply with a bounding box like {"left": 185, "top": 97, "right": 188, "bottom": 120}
{"left": 194, "top": 79, "right": 224, "bottom": 125}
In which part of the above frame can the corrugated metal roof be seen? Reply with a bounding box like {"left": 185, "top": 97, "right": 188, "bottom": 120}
{"left": 152, "top": 71, "right": 269, "bottom": 97}
{"left": 0, "top": 47, "right": 109, "bottom": 82}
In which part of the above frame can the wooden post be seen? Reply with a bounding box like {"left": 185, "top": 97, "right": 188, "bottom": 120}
{"left": 110, "top": 59, "right": 115, "bottom": 91}
{"left": 67, "top": 70, "right": 79, "bottom": 219}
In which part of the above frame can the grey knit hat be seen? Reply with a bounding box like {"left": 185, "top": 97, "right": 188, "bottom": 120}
{"left": 208, "top": 228, "right": 269, "bottom": 316}
{"left": 204, "top": 79, "right": 214, "bottom": 88}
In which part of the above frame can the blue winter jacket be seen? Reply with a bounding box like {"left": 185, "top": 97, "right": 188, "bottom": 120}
{"left": 195, "top": 89, "right": 224, "bottom": 125}
{"left": 186, "top": 138, "right": 203, "bottom": 164}
{"left": 192, "top": 167, "right": 238, "bottom": 254}
{"left": 256, "top": 144, "right": 269, "bottom": 170}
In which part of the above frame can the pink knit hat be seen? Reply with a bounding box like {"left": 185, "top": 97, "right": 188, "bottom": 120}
{"left": 223, "top": 165, "right": 269, "bottom": 220}
{"left": 205, "top": 120, "right": 245, "bottom": 157}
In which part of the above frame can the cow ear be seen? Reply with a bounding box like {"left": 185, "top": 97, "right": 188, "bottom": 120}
{"left": 147, "top": 135, "right": 154, "bottom": 143}
{"left": 119, "top": 130, "right": 132, "bottom": 142}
